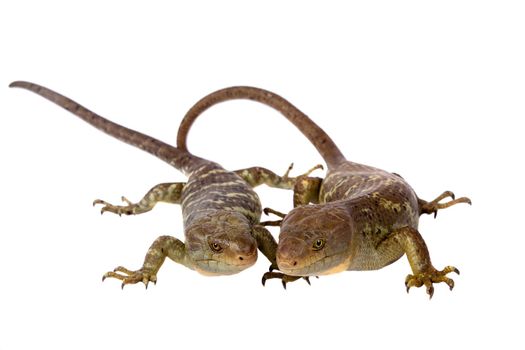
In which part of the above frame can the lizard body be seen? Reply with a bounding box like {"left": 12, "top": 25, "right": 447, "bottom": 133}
{"left": 176, "top": 86, "right": 471, "bottom": 297}
{"left": 10, "top": 81, "right": 319, "bottom": 287}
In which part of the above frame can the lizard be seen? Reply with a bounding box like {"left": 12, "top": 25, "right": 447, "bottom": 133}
{"left": 9, "top": 81, "right": 321, "bottom": 288}
{"left": 175, "top": 86, "right": 471, "bottom": 298}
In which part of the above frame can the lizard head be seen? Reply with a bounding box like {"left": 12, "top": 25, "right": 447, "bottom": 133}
{"left": 276, "top": 204, "right": 354, "bottom": 276}
{"left": 185, "top": 211, "right": 258, "bottom": 275}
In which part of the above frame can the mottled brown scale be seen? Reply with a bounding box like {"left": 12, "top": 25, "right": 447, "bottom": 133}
{"left": 180, "top": 163, "right": 262, "bottom": 226}
{"left": 175, "top": 86, "right": 471, "bottom": 298}
{"left": 10, "top": 81, "right": 321, "bottom": 288}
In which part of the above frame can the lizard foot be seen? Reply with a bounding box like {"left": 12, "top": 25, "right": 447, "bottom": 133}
{"left": 102, "top": 266, "right": 157, "bottom": 289}
{"left": 260, "top": 207, "right": 286, "bottom": 226}
{"left": 261, "top": 271, "right": 316, "bottom": 289}
{"left": 405, "top": 265, "right": 459, "bottom": 299}
{"left": 263, "top": 207, "right": 286, "bottom": 218}
{"left": 420, "top": 191, "right": 471, "bottom": 218}
{"left": 282, "top": 162, "right": 324, "bottom": 179}
{"left": 93, "top": 196, "right": 136, "bottom": 216}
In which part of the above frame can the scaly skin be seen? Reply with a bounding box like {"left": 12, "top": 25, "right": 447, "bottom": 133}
{"left": 9, "top": 81, "right": 320, "bottom": 288}
{"left": 175, "top": 86, "right": 471, "bottom": 298}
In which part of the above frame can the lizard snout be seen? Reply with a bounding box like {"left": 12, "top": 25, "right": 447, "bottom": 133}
{"left": 276, "top": 237, "right": 306, "bottom": 271}
{"left": 233, "top": 238, "right": 258, "bottom": 266}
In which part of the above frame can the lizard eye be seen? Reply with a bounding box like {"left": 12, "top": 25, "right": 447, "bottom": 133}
{"left": 209, "top": 242, "right": 223, "bottom": 252}
{"left": 312, "top": 238, "right": 325, "bottom": 250}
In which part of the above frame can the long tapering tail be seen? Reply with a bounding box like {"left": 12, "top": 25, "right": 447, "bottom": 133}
{"left": 10, "top": 81, "right": 205, "bottom": 174}
{"left": 176, "top": 86, "right": 346, "bottom": 169}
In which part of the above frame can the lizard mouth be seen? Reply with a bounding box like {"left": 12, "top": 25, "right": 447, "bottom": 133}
{"left": 194, "top": 257, "right": 256, "bottom": 276}
{"left": 277, "top": 251, "right": 349, "bottom": 276}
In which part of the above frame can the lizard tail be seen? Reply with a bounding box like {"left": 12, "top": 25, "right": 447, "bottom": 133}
{"left": 10, "top": 81, "right": 205, "bottom": 174}
{"left": 176, "top": 86, "right": 346, "bottom": 169}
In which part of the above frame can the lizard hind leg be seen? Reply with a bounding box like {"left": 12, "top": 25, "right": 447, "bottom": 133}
{"left": 93, "top": 182, "right": 185, "bottom": 216}
{"left": 102, "top": 235, "right": 189, "bottom": 289}
{"left": 419, "top": 191, "right": 472, "bottom": 218}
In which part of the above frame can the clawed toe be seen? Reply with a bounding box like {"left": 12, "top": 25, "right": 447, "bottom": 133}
{"left": 102, "top": 266, "right": 157, "bottom": 289}
{"left": 93, "top": 197, "right": 136, "bottom": 216}
{"left": 420, "top": 191, "right": 472, "bottom": 218}
{"left": 261, "top": 271, "right": 313, "bottom": 289}
{"left": 405, "top": 266, "right": 459, "bottom": 299}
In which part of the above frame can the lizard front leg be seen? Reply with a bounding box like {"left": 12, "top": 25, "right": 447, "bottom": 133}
{"left": 382, "top": 226, "right": 459, "bottom": 299}
{"left": 251, "top": 225, "right": 280, "bottom": 272}
{"left": 258, "top": 174, "right": 322, "bottom": 226}
{"left": 236, "top": 163, "right": 323, "bottom": 224}
{"left": 292, "top": 175, "right": 323, "bottom": 207}
{"left": 252, "top": 225, "right": 313, "bottom": 289}
{"left": 93, "top": 182, "right": 185, "bottom": 216}
{"left": 419, "top": 191, "right": 471, "bottom": 218}
{"left": 102, "top": 235, "right": 192, "bottom": 288}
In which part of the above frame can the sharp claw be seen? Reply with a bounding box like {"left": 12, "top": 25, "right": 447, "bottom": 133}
{"left": 405, "top": 276, "right": 412, "bottom": 293}
{"left": 428, "top": 288, "right": 434, "bottom": 300}
{"left": 304, "top": 277, "right": 311, "bottom": 286}
{"left": 433, "top": 211, "right": 438, "bottom": 219}
{"left": 102, "top": 275, "right": 106, "bottom": 282}
{"left": 454, "top": 268, "right": 460, "bottom": 275}
{"left": 269, "top": 265, "right": 274, "bottom": 272}
{"left": 449, "top": 192, "right": 456, "bottom": 200}
{"left": 447, "top": 279, "right": 455, "bottom": 291}
{"left": 282, "top": 280, "right": 287, "bottom": 290}
{"left": 261, "top": 277, "right": 266, "bottom": 287}
{"left": 426, "top": 281, "right": 435, "bottom": 299}
{"left": 121, "top": 282, "right": 125, "bottom": 290}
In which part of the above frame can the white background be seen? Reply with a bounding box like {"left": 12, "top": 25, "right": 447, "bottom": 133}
{"left": 0, "top": 1, "right": 523, "bottom": 349}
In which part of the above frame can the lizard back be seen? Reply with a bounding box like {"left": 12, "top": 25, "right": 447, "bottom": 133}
{"left": 319, "top": 162, "right": 420, "bottom": 270}
{"left": 181, "top": 163, "right": 262, "bottom": 227}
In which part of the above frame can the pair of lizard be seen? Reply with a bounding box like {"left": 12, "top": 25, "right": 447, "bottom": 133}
{"left": 11, "top": 82, "right": 470, "bottom": 298}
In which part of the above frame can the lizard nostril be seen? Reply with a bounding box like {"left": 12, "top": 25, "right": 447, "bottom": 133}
{"left": 238, "top": 256, "right": 244, "bottom": 261}
{"left": 293, "top": 261, "right": 297, "bottom": 266}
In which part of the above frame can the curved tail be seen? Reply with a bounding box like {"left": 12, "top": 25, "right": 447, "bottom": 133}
{"left": 176, "top": 86, "right": 346, "bottom": 169}
{"left": 10, "top": 81, "right": 204, "bottom": 174}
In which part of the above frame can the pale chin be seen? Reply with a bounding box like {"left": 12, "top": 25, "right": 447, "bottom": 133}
{"left": 194, "top": 261, "right": 255, "bottom": 276}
